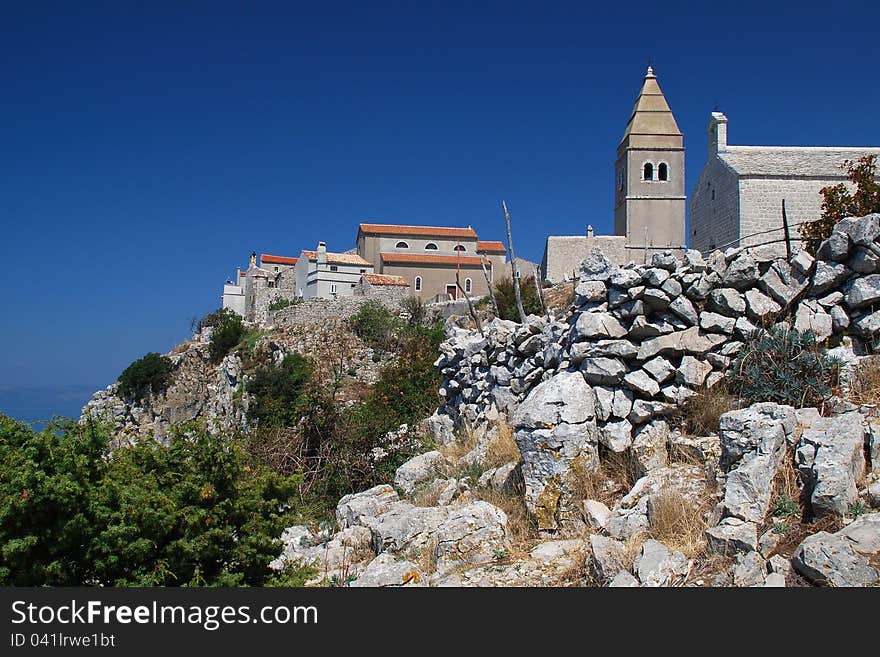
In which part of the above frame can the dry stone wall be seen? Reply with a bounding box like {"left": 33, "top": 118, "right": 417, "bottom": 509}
{"left": 431, "top": 213, "right": 880, "bottom": 528}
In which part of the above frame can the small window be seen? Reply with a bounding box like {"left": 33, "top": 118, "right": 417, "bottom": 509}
{"left": 274, "top": 266, "right": 280, "bottom": 272}
{"left": 658, "top": 163, "right": 668, "bottom": 181}
{"left": 711, "top": 189, "right": 716, "bottom": 200}
{"left": 351, "top": 283, "right": 356, "bottom": 288}
{"left": 395, "top": 241, "right": 409, "bottom": 249}
{"left": 330, "top": 283, "right": 337, "bottom": 294}
{"left": 425, "top": 243, "right": 438, "bottom": 250}
{"left": 414, "top": 276, "right": 422, "bottom": 291}
{"left": 643, "top": 162, "right": 654, "bottom": 181}
{"left": 453, "top": 245, "right": 466, "bottom": 252}
{"left": 465, "top": 278, "right": 472, "bottom": 293}
{"left": 330, "top": 265, "right": 338, "bottom": 272}
{"left": 360, "top": 268, "right": 366, "bottom": 273}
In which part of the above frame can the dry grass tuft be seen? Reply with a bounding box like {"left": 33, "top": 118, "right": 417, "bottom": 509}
{"left": 484, "top": 421, "right": 521, "bottom": 469}
{"left": 473, "top": 488, "right": 535, "bottom": 558}
{"left": 647, "top": 490, "right": 710, "bottom": 558}
{"left": 688, "top": 554, "right": 735, "bottom": 586}
{"left": 672, "top": 384, "right": 739, "bottom": 436}
{"left": 848, "top": 356, "right": 880, "bottom": 405}
{"left": 569, "top": 450, "right": 634, "bottom": 507}
{"left": 438, "top": 429, "right": 479, "bottom": 472}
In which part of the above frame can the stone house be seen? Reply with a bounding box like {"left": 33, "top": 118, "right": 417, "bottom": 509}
{"left": 221, "top": 268, "right": 247, "bottom": 316}
{"left": 355, "top": 223, "right": 507, "bottom": 301}
{"left": 352, "top": 273, "right": 410, "bottom": 306}
{"left": 294, "top": 242, "right": 374, "bottom": 300}
{"left": 689, "top": 112, "right": 880, "bottom": 254}
{"left": 259, "top": 253, "right": 298, "bottom": 275}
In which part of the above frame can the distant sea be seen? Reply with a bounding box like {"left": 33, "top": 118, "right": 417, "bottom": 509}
{"left": 0, "top": 384, "right": 102, "bottom": 432}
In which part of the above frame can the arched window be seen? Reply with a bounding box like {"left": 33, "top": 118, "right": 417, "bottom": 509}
{"left": 395, "top": 241, "right": 409, "bottom": 249}
{"left": 425, "top": 242, "right": 438, "bottom": 250}
{"left": 414, "top": 276, "right": 422, "bottom": 291}
{"left": 658, "top": 162, "right": 668, "bottom": 181}
{"left": 465, "top": 278, "right": 472, "bottom": 293}
{"left": 453, "top": 245, "right": 466, "bottom": 252}
{"left": 643, "top": 162, "right": 654, "bottom": 181}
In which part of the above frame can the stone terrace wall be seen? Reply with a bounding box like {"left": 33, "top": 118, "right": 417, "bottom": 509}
{"left": 432, "top": 213, "right": 880, "bottom": 440}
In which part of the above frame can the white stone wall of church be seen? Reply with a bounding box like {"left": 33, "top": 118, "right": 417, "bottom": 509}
{"left": 689, "top": 159, "right": 740, "bottom": 253}
{"left": 737, "top": 177, "right": 849, "bottom": 251}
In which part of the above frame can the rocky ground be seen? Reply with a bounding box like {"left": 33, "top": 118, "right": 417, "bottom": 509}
{"left": 272, "top": 214, "right": 880, "bottom": 587}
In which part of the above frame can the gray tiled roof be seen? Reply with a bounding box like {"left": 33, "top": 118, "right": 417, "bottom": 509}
{"left": 718, "top": 146, "right": 880, "bottom": 177}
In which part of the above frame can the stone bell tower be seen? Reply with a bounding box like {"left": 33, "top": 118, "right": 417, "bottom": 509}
{"left": 613, "top": 66, "right": 686, "bottom": 262}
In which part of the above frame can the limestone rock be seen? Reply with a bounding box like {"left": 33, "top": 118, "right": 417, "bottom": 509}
{"left": 624, "top": 369, "right": 661, "bottom": 397}
{"left": 434, "top": 501, "right": 509, "bottom": 573}
{"left": 337, "top": 484, "right": 401, "bottom": 530}
{"left": 668, "top": 295, "right": 699, "bottom": 326}
{"left": 706, "top": 517, "right": 759, "bottom": 555}
{"left": 572, "top": 312, "right": 628, "bottom": 340}
{"left": 677, "top": 355, "right": 713, "bottom": 388}
{"left": 844, "top": 274, "right": 880, "bottom": 310}
{"left": 598, "top": 418, "right": 634, "bottom": 452}
{"left": 512, "top": 371, "right": 595, "bottom": 429}
{"left": 722, "top": 253, "right": 759, "bottom": 290}
{"left": 792, "top": 531, "right": 878, "bottom": 587}
{"left": 394, "top": 451, "right": 444, "bottom": 495}
{"left": 350, "top": 553, "right": 426, "bottom": 587}
{"left": 796, "top": 411, "right": 867, "bottom": 518}
{"left": 633, "top": 540, "right": 689, "bottom": 587}
{"left": 589, "top": 535, "right": 627, "bottom": 585}
{"left": 745, "top": 289, "right": 781, "bottom": 323}
{"left": 636, "top": 327, "right": 726, "bottom": 360}
{"left": 700, "top": 311, "right": 735, "bottom": 335}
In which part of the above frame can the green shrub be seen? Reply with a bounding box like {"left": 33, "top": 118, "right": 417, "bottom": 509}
{"left": 0, "top": 416, "right": 301, "bottom": 586}
{"left": 269, "top": 297, "right": 297, "bottom": 312}
{"left": 204, "top": 308, "right": 246, "bottom": 363}
{"left": 349, "top": 300, "right": 400, "bottom": 351}
{"left": 727, "top": 327, "right": 840, "bottom": 407}
{"left": 117, "top": 352, "right": 173, "bottom": 401}
{"left": 493, "top": 276, "right": 543, "bottom": 321}
{"left": 246, "top": 353, "right": 314, "bottom": 428}
{"left": 400, "top": 295, "right": 427, "bottom": 327}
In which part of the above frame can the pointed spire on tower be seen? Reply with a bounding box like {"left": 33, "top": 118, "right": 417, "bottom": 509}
{"left": 619, "top": 65, "right": 682, "bottom": 149}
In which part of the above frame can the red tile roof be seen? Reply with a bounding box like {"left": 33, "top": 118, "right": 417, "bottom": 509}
{"left": 476, "top": 240, "right": 507, "bottom": 254}
{"left": 381, "top": 253, "right": 491, "bottom": 267}
{"left": 359, "top": 223, "right": 478, "bottom": 239}
{"left": 301, "top": 250, "right": 373, "bottom": 266}
{"left": 362, "top": 273, "right": 410, "bottom": 287}
{"left": 260, "top": 254, "right": 298, "bottom": 265}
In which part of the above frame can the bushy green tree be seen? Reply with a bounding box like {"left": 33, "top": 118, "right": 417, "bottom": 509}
{"left": 800, "top": 155, "right": 880, "bottom": 254}
{"left": 727, "top": 327, "right": 840, "bottom": 407}
{"left": 117, "top": 352, "right": 173, "bottom": 401}
{"left": 0, "top": 416, "right": 301, "bottom": 586}
{"left": 246, "top": 353, "right": 314, "bottom": 428}
{"left": 493, "top": 276, "right": 542, "bottom": 321}
{"left": 204, "top": 308, "right": 246, "bottom": 363}
{"left": 349, "top": 300, "right": 399, "bottom": 351}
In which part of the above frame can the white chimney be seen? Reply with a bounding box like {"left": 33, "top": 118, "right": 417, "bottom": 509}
{"left": 709, "top": 112, "right": 728, "bottom": 156}
{"left": 317, "top": 241, "right": 327, "bottom": 265}
{"left": 587, "top": 225, "right": 594, "bottom": 238}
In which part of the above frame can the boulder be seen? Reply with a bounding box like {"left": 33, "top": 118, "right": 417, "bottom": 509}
{"left": 745, "top": 289, "right": 781, "bottom": 323}
{"left": 817, "top": 229, "right": 851, "bottom": 262}
{"left": 598, "top": 418, "right": 634, "bottom": 452}
{"left": 580, "top": 251, "right": 614, "bottom": 281}
{"left": 844, "top": 274, "right": 880, "bottom": 310}
{"left": 434, "top": 501, "right": 509, "bottom": 573}
{"left": 676, "top": 355, "right": 713, "bottom": 388}
{"left": 733, "top": 551, "right": 767, "bottom": 587}
{"left": 631, "top": 420, "right": 670, "bottom": 479}
{"left": 350, "top": 553, "right": 426, "bottom": 587}
{"left": 337, "top": 484, "right": 401, "bottom": 530}
{"left": 581, "top": 357, "right": 627, "bottom": 385}
{"left": 572, "top": 312, "right": 628, "bottom": 340}
{"left": 364, "top": 503, "right": 451, "bottom": 555}
{"left": 722, "top": 253, "right": 760, "bottom": 290}
{"left": 836, "top": 513, "right": 880, "bottom": 556}
{"left": 699, "top": 311, "right": 735, "bottom": 335}
{"left": 793, "top": 300, "right": 833, "bottom": 342}
{"left": 792, "top": 531, "right": 878, "bottom": 587}
{"left": 796, "top": 411, "right": 867, "bottom": 518}
{"left": 668, "top": 295, "right": 699, "bottom": 325}
{"left": 758, "top": 260, "right": 809, "bottom": 307}
{"left": 705, "top": 517, "right": 759, "bottom": 555}
{"left": 583, "top": 499, "right": 611, "bottom": 530}
{"left": 811, "top": 261, "right": 851, "bottom": 295}
{"left": 643, "top": 267, "right": 671, "bottom": 287}
{"left": 589, "top": 535, "right": 628, "bottom": 584}
{"left": 610, "top": 267, "right": 643, "bottom": 289}
{"left": 575, "top": 280, "right": 608, "bottom": 303}
{"left": 652, "top": 251, "right": 679, "bottom": 271}
{"left": 636, "top": 326, "right": 727, "bottom": 360}
{"left": 624, "top": 369, "right": 661, "bottom": 397}
{"left": 643, "top": 356, "right": 675, "bottom": 384}
{"left": 633, "top": 540, "right": 689, "bottom": 587}
{"left": 394, "top": 451, "right": 445, "bottom": 495}
{"left": 608, "top": 570, "right": 640, "bottom": 587}
{"left": 512, "top": 371, "right": 595, "bottom": 429}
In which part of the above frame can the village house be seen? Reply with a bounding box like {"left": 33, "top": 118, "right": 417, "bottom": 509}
{"left": 355, "top": 223, "right": 507, "bottom": 301}
{"left": 294, "top": 241, "right": 374, "bottom": 300}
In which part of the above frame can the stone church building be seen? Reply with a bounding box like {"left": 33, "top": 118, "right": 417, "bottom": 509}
{"left": 690, "top": 112, "right": 880, "bottom": 254}
{"left": 543, "top": 66, "right": 686, "bottom": 282}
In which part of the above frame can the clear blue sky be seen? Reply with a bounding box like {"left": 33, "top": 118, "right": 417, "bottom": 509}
{"left": 2, "top": 1, "right": 879, "bottom": 395}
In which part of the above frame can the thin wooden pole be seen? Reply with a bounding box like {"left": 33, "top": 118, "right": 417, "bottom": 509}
{"left": 503, "top": 200, "right": 527, "bottom": 323}
{"left": 782, "top": 199, "right": 792, "bottom": 260}
{"left": 479, "top": 255, "right": 499, "bottom": 317}
{"left": 534, "top": 266, "right": 550, "bottom": 321}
